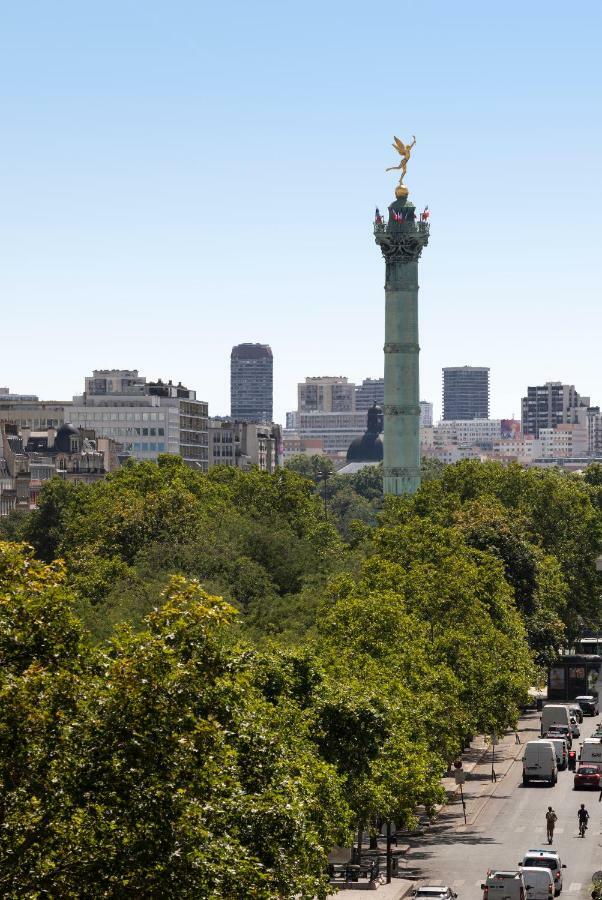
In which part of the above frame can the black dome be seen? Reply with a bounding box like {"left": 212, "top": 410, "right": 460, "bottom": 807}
{"left": 55, "top": 423, "right": 79, "bottom": 453}
{"left": 346, "top": 403, "right": 384, "bottom": 463}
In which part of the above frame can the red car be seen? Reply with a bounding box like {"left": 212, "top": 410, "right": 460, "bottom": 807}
{"left": 574, "top": 765, "right": 601, "bottom": 790}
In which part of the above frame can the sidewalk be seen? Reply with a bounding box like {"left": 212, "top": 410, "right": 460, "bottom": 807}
{"left": 328, "top": 881, "right": 413, "bottom": 899}
{"left": 327, "top": 711, "right": 538, "bottom": 897}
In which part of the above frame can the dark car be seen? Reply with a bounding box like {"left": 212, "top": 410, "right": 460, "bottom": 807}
{"left": 574, "top": 765, "right": 601, "bottom": 790}
{"left": 545, "top": 726, "right": 572, "bottom": 749}
{"left": 575, "top": 695, "right": 599, "bottom": 716}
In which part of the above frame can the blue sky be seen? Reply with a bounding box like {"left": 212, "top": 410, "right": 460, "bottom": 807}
{"left": 1, "top": 1, "right": 600, "bottom": 422}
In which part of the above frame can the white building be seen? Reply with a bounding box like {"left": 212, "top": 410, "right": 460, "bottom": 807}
{"left": 434, "top": 418, "right": 502, "bottom": 449}
{"left": 538, "top": 424, "right": 588, "bottom": 460}
{"left": 419, "top": 401, "right": 433, "bottom": 429}
{"left": 69, "top": 370, "right": 208, "bottom": 469}
{"left": 429, "top": 444, "right": 483, "bottom": 465}
{"left": 297, "top": 411, "right": 367, "bottom": 459}
{"left": 492, "top": 436, "right": 540, "bottom": 463}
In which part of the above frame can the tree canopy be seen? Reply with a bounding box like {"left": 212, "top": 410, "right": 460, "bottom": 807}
{"left": 0, "top": 455, "right": 600, "bottom": 895}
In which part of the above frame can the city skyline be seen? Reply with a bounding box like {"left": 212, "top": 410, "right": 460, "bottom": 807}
{"left": 1, "top": 2, "right": 600, "bottom": 424}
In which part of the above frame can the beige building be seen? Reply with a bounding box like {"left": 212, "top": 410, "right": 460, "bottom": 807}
{"left": 208, "top": 419, "right": 280, "bottom": 472}
{"left": 298, "top": 377, "right": 356, "bottom": 414}
{"left": 0, "top": 423, "right": 116, "bottom": 516}
{"left": 0, "top": 388, "right": 70, "bottom": 431}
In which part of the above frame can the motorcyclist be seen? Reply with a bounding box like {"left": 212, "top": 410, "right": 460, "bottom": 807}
{"left": 578, "top": 803, "right": 590, "bottom": 836}
{"left": 546, "top": 806, "right": 557, "bottom": 844}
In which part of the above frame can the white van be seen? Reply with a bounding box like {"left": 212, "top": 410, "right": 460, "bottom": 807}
{"left": 522, "top": 741, "right": 558, "bottom": 786}
{"left": 545, "top": 737, "right": 568, "bottom": 770}
{"left": 522, "top": 867, "right": 554, "bottom": 900}
{"left": 580, "top": 737, "right": 602, "bottom": 768}
{"left": 482, "top": 871, "right": 527, "bottom": 900}
{"left": 520, "top": 850, "right": 565, "bottom": 896}
{"left": 541, "top": 705, "right": 571, "bottom": 736}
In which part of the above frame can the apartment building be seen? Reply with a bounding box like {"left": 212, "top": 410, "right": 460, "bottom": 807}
{"left": 69, "top": 370, "right": 209, "bottom": 469}
{"left": 230, "top": 344, "right": 273, "bottom": 423}
{"left": 442, "top": 367, "right": 490, "bottom": 420}
{"left": 208, "top": 419, "right": 280, "bottom": 472}
{"left": 521, "top": 382, "right": 590, "bottom": 438}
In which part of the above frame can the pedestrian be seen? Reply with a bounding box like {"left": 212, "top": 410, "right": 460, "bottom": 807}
{"left": 545, "top": 806, "right": 557, "bottom": 844}
{"left": 578, "top": 803, "right": 589, "bottom": 837}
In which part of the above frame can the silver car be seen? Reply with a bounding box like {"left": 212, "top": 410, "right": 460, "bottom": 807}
{"left": 412, "top": 887, "right": 458, "bottom": 900}
{"left": 569, "top": 716, "right": 580, "bottom": 738}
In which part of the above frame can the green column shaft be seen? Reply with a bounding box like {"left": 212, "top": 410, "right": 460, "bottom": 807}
{"left": 383, "top": 259, "right": 421, "bottom": 495}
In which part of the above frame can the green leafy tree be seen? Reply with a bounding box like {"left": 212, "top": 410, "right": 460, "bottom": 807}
{"left": 0, "top": 561, "right": 351, "bottom": 898}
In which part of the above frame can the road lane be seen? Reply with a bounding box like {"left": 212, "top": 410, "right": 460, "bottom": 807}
{"left": 402, "top": 710, "right": 602, "bottom": 900}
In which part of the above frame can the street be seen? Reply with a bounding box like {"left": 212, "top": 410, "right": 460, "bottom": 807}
{"left": 400, "top": 710, "right": 602, "bottom": 899}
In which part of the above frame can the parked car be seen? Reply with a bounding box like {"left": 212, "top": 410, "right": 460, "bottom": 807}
{"left": 519, "top": 850, "right": 566, "bottom": 896}
{"left": 544, "top": 736, "right": 569, "bottom": 770}
{"left": 569, "top": 716, "right": 580, "bottom": 738}
{"left": 522, "top": 740, "right": 558, "bottom": 786}
{"left": 483, "top": 871, "right": 528, "bottom": 900}
{"left": 522, "top": 866, "right": 554, "bottom": 900}
{"left": 412, "top": 887, "right": 458, "bottom": 900}
{"left": 575, "top": 695, "right": 599, "bottom": 716}
{"left": 574, "top": 765, "right": 601, "bottom": 790}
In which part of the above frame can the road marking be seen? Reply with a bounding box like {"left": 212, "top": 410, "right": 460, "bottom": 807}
{"left": 453, "top": 880, "right": 465, "bottom": 887}
{"left": 555, "top": 826, "right": 564, "bottom": 833}
{"left": 568, "top": 884, "right": 582, "bottom": 893}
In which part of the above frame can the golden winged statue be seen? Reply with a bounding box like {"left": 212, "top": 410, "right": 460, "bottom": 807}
{"left": 386, "top": 135, "right": 416, "bottom": 184}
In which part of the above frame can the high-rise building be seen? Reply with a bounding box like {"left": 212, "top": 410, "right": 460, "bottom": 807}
{"left": 419, "top": 401, "right": 433, "bottom": 428}
{"left": 355, "top": 378, "right": 384, "bottom": 411}
{"left": 443, "top": 367, "right": 490, "bottom": 421}
{"left": 521, "top": 382, "right": 590, "bottom": 438}
{"left": 70, "top": 369, "right": 209, "bottom": 469}
{"left": 298, "top": 376, "right": 355, "bottom": 413}
{"left": 230, "top": 344, "right": 273, "bottom": 423}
